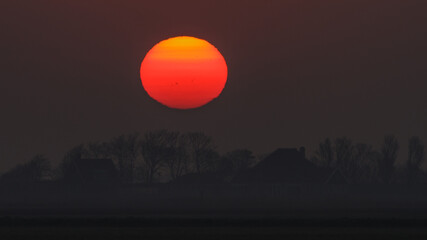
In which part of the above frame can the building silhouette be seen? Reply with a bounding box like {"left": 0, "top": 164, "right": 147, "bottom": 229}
{"left": 236, "top": 147, "right": 343, "bottom": 184}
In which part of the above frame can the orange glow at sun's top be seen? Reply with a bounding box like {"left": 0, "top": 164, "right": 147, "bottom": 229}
{"left": 140, "top": 36, "right": 228, "bottom": 109}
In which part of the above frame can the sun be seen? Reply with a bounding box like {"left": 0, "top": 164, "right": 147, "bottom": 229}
{"left": 140, "top": 36, "right": 228, "bottom": 109}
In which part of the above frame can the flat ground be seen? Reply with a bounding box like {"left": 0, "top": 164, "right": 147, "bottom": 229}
{"left": 1, "top": 218, "right": 427, "bottom": 239}
{"left": 2, "top": 226, "right": 427, "bottom": 240}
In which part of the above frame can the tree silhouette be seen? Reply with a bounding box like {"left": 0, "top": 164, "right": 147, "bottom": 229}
{"left": 26, "top": 155, "right": 51, "bottom": 181}
{"left": 86, "top": 141, "right": 110, "bottom": 159}
{"left": 109, "top": 133, "right": 139, "bottom": 183}
{"left": 0, "top": 154, "right": 51, "bottom": 185}
{"left": 406, "top": 136, "right": 424, "bottom": 185}
{"left": 351, "top": 143, "right": 379, "bottom": 183}
{"left": 322, "top": 137, "right": 355, "bottom": 182}
{"left": 218, "top": 149, "right": 255, "bottom": 177}
{"left": 199, "top": 148, "right": 220, "bottom": 173}
{"left": 315, "top": 138, "right": 334, "bottom": 168}
{"left": 164, "top": 132, "right": 188, "bottom": 181}
{"left": 379, "top": 135, "right": 399, "bottom": 184}
{"left": 185, "top": 132, "right": 217, "bottom": 174}
{"left": 334, "top": 137, "right": 354, "bottom": 172}
{"left": 313, "top": 138, "right": 379, "bottom": 183}
{"left": 60, "top": 144, "right": 87, "bottom": 181}
{"left": 140, "top": 130, "right": 174, "bottom": 183}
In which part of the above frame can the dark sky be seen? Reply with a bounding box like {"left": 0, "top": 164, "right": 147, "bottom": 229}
{"left": 1, "top": 0, "right": 426, "bottom": 172}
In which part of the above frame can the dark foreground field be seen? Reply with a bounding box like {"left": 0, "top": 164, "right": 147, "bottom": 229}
{"left": 2, "top": 217, "right": 427, "bottom": 239}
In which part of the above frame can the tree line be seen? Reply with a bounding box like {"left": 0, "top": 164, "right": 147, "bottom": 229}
{"left": 0, "top": 132, "right": 424, "bottom": 186}
{"left": 312, "top": 135, "right": 425, "bottom": 185}
{"left": 0, "top": 130, "right": 255, "bottom": 185}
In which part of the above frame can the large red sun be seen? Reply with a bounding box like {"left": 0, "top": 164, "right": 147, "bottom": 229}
{"left": 140, "top": 36, "right": 228, "bottom": 109}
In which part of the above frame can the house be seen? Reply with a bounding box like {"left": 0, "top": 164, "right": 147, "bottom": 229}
{"left": 235, "top": 147, "right": 344, "bottom": 184}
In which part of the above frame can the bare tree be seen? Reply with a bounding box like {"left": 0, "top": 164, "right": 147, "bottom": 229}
{"left": 314, "top": 137, "right": 378, "bottom": 183}
{"left": 200, "top": 149, "right": 220, "bottom": 173}
{"left": 140, "top": 130, "right": 175, "bottom": 183}
{"left": 164, "top": 133, "right": 189, "bottom": 181}
{"left": 379, "top": 135, "right": 399, "bottom": 184}
{"left": 60, "top": 144, "right": 87, "bottom": 181}
{"left": 335, "top": 137, "right": 353, "bottom": 169}
{"left": 0, "top": 155, "right": 51, "bottom": 184}
{"left": 315, "top": 138, "right": 334, "bottom": 168}
{"left": 220, "top": 149, "right": 255, "bottom": 174}
{"left": 109, "top": 133, "right": 140, "bottom": 183}
{"left": 109, "top": 135, "right": 127, "bottom": 180}
{"left": 85, "top": 141, "right": 110, "bottom": 159}
{"left": 407, "top": 136, "right": 424, "bottom": 184}
{"left": 26, "top": 155, "right": 51, "bottom": 181}
{"left": 185, "top": 132, "right": 217, "bottom": 174}
{"left": 125, "top": 133, "right": 139, "bottom": 183}
{"left": 351, "top": 143, "right": 379, "bottom": 183}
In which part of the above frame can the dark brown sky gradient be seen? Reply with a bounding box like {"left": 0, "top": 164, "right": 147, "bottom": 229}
{"left": 1, "top": 0, "right": 426, "bottom": 171}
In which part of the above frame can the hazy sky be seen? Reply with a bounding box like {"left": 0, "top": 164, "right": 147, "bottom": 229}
{"left": 0, "top": 0, "right": 426, "bottom": 171}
